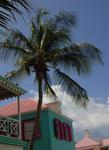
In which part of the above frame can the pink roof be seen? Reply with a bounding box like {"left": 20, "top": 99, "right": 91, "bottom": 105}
{"left": 103, "top": 139, "right": 109, "bottom": 146}
{"left": 95, "top": 139, "right": 109, "bottom": 146}
{"left": 0, "top": 98, "right": 48, "bottom": 116}
{"left": 76, "top": 135, "right": 98, "bottom": 148}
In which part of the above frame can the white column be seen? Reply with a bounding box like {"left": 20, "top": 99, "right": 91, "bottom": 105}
{"left": 17, "top": 96, "right": 22, "bottom": 139}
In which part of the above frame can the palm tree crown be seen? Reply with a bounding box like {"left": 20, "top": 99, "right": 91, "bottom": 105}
{"left": 0, "top": 9, "right": 103, "bottom": 106}
{"left": 0, "top": 9, "right": 103, "bottom": 150}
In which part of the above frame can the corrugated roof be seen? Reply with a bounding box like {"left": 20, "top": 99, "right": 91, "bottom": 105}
{"left": 0, "top": 98, "right": 48, "bottom": 116}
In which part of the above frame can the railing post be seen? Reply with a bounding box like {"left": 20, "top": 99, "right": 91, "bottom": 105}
{"left": 17, "top": 96, "right": 22, "bottom": 139}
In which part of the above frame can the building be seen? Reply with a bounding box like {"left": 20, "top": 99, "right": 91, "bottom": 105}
{"left": 0, "top": 94, "right": 75, "bottom": 150}
{"left": 76, "top": 130, "right": 109, "bottom": 150}
{"left": 0, "top": 75, "right": 26, "bottom": 150}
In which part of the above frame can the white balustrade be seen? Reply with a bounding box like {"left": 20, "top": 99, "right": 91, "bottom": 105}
{"left": 0, "top": 115, "right": 19, "bottom": 138}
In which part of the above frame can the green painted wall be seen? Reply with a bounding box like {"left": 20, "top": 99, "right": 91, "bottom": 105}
{"left": 47, "top": 110, "right": 75, "bottom": 150}
{"left": 21, "top": 110, "right": 52, "bottom": 150}
{"left": 33, "top": 111, "right": 51, "bottom": 150}
{"left": 0, "top": 136, "right": 28, "bottom": 150}
{"left": 21, "top": 110, "right": 75, "bottom": 150}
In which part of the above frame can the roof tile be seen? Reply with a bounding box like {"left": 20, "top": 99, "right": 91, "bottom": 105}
{"left": 0, "top": 98, "right": 48, "bottom": 116}
{"left": 76, "top": 136, "right": 98, "bottom": 148}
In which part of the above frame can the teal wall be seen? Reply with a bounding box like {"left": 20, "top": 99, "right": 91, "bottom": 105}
{"left": 0, "top": 136, "right": 28, "bottom": 150}
{"left": 21, "top": 111, "right": 52, "bottom": 150}
{"left": 21, "top": 110, "right": 75, "bottom": 150}
{"left": 47, "top": 110, "right": 75, "bottom": 150}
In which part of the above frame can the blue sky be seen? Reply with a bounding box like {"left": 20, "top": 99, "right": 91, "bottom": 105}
{"left": 0, "top": 0, "right": 109, "bottom": 139}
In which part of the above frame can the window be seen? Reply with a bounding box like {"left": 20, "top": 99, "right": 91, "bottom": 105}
{"left": 54, "top": 118, "right": 61, "bottom": 139}
{"left": 60, "top": 122, "right": 65, "bottom": 140}
{"left": 22, "top": 119, "right": 41, "bottom": 140}
{"left": 54, "top": 118, "right": 73, "bottom": 142}
{"left": 63, "top": 123, "right": 69, "bottom": 141}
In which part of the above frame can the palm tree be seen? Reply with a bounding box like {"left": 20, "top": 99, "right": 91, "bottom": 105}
{"left": 0, "top": 0, "right": 31, "bottom": 34}
{"left": 0, "top": 9, "right": 103, "bottom": 150}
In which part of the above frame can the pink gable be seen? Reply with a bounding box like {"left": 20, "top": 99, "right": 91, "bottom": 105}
{"left": 76, "top": 135, "right": 98, "bottom": 148}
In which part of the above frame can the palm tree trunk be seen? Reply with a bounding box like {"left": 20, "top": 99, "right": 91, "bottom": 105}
{"left": 28, "top": 78, "right": 43, "bottom": 150}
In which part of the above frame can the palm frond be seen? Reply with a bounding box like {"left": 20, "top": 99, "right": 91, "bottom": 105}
{"left": 70, "top": 43, "right": 103, "bottom": 64}
{"left": 0, "top": 42, "right": 28, "bottom": 62}
{"left": 31, "top": 20, "right": 37, "bottom": 40}
{"left": 39, "top": 25, "right": 71, "bottom": 53}
{"left": 36, "top": 8, "right": 49, "bottom": 25}
{"left": 30, "top": 10, "right": 74, "bottom": 53}
{"left": 48, "top": 10, "right": 77, "bottom": 32}
{"left": 0, "top": 0, "right": 31, "bottom": 32}
{"left": 30, "top": 9, "right": 49, "bottom": 48}
{"left": 0, "top": 30, "right": 34, "bottom": 62}
{"left": 48, "top": 42, "right": 103, "bottom": 74}
{"left": 15, "top": 54, "right": 34, "bottom": 74}
{"left": 5, "top": 67, "right": 29, "bottom": 83}
{"left": 47, "top": 48, "right": 91, "bottom": 75}
{"left": 44, "top": 73, "right": 58, "bottom": 101}
{"left": 10, "top": 30, "right": 34, "bottom": 51}
{"left": 54, "top": 69, "right": 89, "bottom": 107}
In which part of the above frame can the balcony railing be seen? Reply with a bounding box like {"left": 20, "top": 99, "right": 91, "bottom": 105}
{"left": 0, "top": 115, "right": 19, "bottom": 138}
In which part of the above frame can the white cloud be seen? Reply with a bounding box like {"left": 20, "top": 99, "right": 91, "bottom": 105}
{"left": 30, "top": 85, "right": 109, "bottom": 140}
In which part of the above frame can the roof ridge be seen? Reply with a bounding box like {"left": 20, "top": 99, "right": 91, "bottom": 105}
{"left": 0, "top": 98, "right": 48, "bottom": 117}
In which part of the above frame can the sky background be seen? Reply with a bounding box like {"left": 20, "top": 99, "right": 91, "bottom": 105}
{"left": 0, "top": 0, "right": 109, "bottom": 140}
